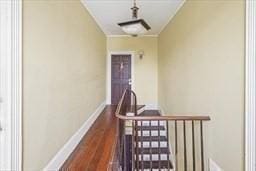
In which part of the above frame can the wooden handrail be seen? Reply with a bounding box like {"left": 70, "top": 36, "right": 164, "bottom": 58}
{"left": 115, "top": 89, "right": 210, "bottom": 121}
{"left": 112, "top": 88, "right": 211, "bottom": 171}
{"left": 116, "top": 114, "right": 210, "bottom": 121}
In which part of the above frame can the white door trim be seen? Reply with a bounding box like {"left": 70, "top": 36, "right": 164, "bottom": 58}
{"left": 0, "top": 1, "right": 22, "bottom": 171}
{"left": 245, "top": 0, "right": 256, "bottom": 170}
{"left": 106, "top": 51, "right": 135, "bottom": 104}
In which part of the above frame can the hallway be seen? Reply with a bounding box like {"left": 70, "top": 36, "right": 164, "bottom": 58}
{"left": 1, "top": 0, "right": 251, "bottom": 170}
{"left": 61, "top": 106, "right": 118, "bottom": 170}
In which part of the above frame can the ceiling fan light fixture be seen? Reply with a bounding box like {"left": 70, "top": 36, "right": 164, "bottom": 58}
{"left": 118, "top": 0, "right": 151, "bottom": 36}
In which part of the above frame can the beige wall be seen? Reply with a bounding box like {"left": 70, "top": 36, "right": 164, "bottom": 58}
{"left": 107, "top": 37, "right": 158, "bottom": 107}
{"left": 23, "top": 0, "right": 245, "bottom": 170}
{"left": 23, "top": 1, "right": 106, "bottom": 170}
{"left": 158, "top": 0, "right": 245, "bottom": 170}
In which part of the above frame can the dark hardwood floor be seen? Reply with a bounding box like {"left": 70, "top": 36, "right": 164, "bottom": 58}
{"left": 60, "top": 105, "right": 118, "bottom": 171}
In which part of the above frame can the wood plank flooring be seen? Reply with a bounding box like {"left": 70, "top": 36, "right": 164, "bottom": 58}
{"left": 60, "top": 105, "right": 118, "bottom": 171}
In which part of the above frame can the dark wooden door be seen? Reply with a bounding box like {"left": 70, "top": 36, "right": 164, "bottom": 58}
{"left": 111, "top": 54, "right": 131, "bottom": 105}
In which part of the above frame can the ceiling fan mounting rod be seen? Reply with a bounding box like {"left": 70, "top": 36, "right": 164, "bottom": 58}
{"left": 131, "top": 0, "right": 139, "bottom": 19}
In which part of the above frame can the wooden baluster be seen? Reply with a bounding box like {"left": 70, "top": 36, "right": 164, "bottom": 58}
{"left": 175, "top": 120, "right": 178, "bottom": 171}
{"left": 149, "top": 121, "right": 153, "bottom": 170}
{"left": 158, "top": 120, "right": 161, "bottom": 170}
{"left": 119, "top": 119, "right": 122, "bottom": 170}
{"left": 118, "top": 119, "right": 121, "bottom": 170}
{"left": 200, "top": 121, "right": 205, "bottom": 171}
{"left": 192, "top": 120, "right": 196, "bottom": 171}
{"left": 166, "top": 121, "right": 170, "bottom": 170}
{"left": 114, "top": 89, "right": 210, "bottom": 171}
{"left": 124, "top": 125, "right": 127, "bottom": 171}
{"left": 140, "top": 121, "right": 144, "bottom": 170}
{"left": 183, "top": 120, "right": 187, "bottom": 171}
{"left": 135, "top": 121, "right": 139, "bottom": 171}
{"left": 132, "top": 121, "right": 135, "bottom": 171}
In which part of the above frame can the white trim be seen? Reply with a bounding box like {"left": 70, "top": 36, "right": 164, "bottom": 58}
{"left": 106, "top": 51, "right": 135, "bottom": 104}
{"left": 0, "top": 1, "right": 22, "bottom": 171}
{"left": 158, "top": 0, "right": 186, "bottom": 34}
{"left": 158, "top": 106, "right": 165, "bottom": 115}
{"left": 81, "top": 0, "right": 185, "bottom": 37}
{"left": 80, "top": 0, "right": 108, "bottom": 35}
{"left": 44, "top": 102, "right": 106, "bottom": 171}
{"left": 107, "top": 35, "right": 158, "bottom": 38}
{"left": 144, "top": 103, "right": 159, "bottom": 110}
{"left": 209, "top": 158, "right": 223, "bottom": 171}
{"left": 245, "top": 0, "right": 256, "bottom": 171}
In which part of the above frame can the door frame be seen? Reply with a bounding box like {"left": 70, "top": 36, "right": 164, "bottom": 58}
{"left": 245, "top": 0, "right": 256, "bottom": 170}
{"left": 0, "top": 1, "right": 22, "bottom": 171}
{"left": 106, "top": 51, "right": 135, "bottom": 104}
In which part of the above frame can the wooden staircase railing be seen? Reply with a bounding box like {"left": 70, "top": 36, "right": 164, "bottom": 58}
{"left": 109, "top": 89, "right": 210, "bottom": 171}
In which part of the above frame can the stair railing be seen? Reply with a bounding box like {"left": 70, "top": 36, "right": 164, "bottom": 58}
{"left": 109, "top": 89, "right": 210, "bottom": 171}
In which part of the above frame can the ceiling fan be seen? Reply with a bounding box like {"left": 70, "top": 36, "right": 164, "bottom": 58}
{"left": 118, "top": 0, "right": 151, "bottom": 37}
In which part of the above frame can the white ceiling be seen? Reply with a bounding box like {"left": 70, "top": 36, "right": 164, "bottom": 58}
{"left": 81, "top": 0, "right": 185, "bottom": 36}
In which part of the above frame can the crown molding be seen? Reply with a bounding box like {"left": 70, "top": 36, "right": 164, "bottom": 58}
{"left": 80, "top": 0, "right": 185, "bottom": 36}
{"left": 158, "top": 0, "right": 186, "bottom": 35}
{"left": 107, "top": 34, "right": 158, "bottom": 38}
{"left": 80, "top": 0, "right": 108, "bottom": 36}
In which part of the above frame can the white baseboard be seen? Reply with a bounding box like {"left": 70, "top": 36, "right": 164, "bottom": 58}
{"left": 44, "top": 101, "right": 106, "bottom": 171}
{"left": 158, "top": 105, "right": 165, "bottom": 115}
{"left": 209, "top": 158, "right": 223, "bottom": 171}
{"left": 145, "top": 103, "right": 159, "bottom": 110}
